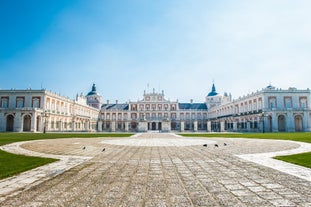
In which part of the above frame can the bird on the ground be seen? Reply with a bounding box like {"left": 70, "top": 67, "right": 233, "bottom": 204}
{"left": 214, "top": 144, "right": 219, "bottom": 147}
{"left": 102, "top": 148, "right": 105, "bottom": 152}
{"left": 203, "top": 144, "right": 208, "bottom": 147}
{"left": 224, "top": 143, "right": 227, "bottom": 146}
{"left": 82, "top": 146, "right": 86, "bottom": 150}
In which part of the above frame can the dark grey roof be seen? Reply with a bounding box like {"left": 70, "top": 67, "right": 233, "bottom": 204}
{"left": 178, "top": 103, "right": 207, "bottom": 110}
{"left": 102, "top": 104, "right": 129, "bottom": 110}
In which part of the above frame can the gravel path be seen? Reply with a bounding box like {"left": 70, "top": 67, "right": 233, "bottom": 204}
{"left": 1, "top": 133, "right": 311, "bottom": 207}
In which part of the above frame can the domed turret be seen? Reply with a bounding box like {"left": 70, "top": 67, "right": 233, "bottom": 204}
{"left": 206, "top": 83, "right": 221, "bottom": 109}
{"left": 207, "top": 83, "right": 218, "bottom": 96}
{"left": 87, "top": 83, "right": 98, "bottom": 96}
{"left": 86, "top": 83, "right": 103, "bottom": 109}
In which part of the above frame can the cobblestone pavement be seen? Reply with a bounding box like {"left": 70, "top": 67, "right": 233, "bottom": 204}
{"left": 1, "top": 133, "right": 311, "bottom": 207}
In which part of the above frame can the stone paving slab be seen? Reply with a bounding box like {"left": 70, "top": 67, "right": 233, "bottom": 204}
{"left": 0, "top": 133, "right": 311, "bottom": 206}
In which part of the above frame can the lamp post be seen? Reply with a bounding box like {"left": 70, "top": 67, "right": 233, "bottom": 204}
{"left": 43, "top": 112, "right": 49, "bottom": 134}
{"left": 261, "top": 112, "right": 265, "bottom": 133}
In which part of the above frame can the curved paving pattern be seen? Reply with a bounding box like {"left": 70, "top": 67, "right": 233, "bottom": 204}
{"left": 101, "top": 138, "right": 216, "bottom": 147}
{"left": 0, "top": 133, "right": 311, "bottom": 207}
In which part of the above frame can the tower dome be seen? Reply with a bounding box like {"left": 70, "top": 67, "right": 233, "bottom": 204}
{"left": 87, "top": 83, "right": 98, "bottom": 96}
{"left": 86, "top": 83, "right": 103, "bottom": 109}
{"left": 207, "top": 83, "right": 218, "bottom": 96}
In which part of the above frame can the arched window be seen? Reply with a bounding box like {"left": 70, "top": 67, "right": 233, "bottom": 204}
{"left": 23, "top": 115, "right": 31, "bottom": 132}
{"left": 278, "top": 115, "right": 286, "bottom": 132}
{"left": 295, "top": 115, "right": 303, "bottom": 132}
{"left": 6, "top": 115, "right": 14, "bottom": 131}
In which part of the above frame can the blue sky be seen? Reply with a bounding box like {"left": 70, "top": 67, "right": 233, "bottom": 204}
{"left": 1, "top": 0, "right": 311, "bottom": 102}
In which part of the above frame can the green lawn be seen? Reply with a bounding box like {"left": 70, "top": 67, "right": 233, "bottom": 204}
{"left": 181, "top": 132, "right": 311, "bottom": 169}
{"left": 0, "top": 133, "right": 133, "bottom": 180}
{"left": 0, "top": 150, "right": 56, "bottom": 179}
{"left": 275, "top": 152, "right": 311, "bottom": 168}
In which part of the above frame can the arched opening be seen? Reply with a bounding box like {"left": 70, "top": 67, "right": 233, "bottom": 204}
{"left": 278, "top": 115, "right": 286, "bottom": 132}
{"left": 151, "top": 122, "right": 156, "bottom": 130}
{"left": 23, "top": 115, "right": 32, "bottom": 132}
{"left": 158, "top": 122, "right": 162, "bottom": 130}
{"left": 6, "top": 115, "right": 14, "bottom": 132}
{"left": 295, "top": 115, "right": 303, "bottom": 132}
{"left": 171, "top": 122, "right": 177, "bottom": 130}
{"left": 130, "top": 122, "right": 137, "bottom": 130}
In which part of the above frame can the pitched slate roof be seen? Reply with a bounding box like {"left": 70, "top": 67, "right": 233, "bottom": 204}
{"left": 102, "top": 104, "right": 129, "bottom": 110}
{"left": 178, "top": 103, "right": 207, "bottom": 110}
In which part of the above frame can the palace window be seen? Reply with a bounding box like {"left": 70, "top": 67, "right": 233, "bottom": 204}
{"left": 171, "top": 105, "right": 175, "bottom": 111}
{"left": 158, "top": 104, "right": 162, "bottom": 110}
{"left": 299, "top": 97, "right": 307, "bottom": 108}
{"left": 268, "top": 97, "right": 277, "bottom": 109}
{"left": 1, "top": 97, "right": 9, "bottom": 108}
{"left": 284, "top": 97, "right": 292, "bottom": 108}
{"left": 16, "top": 97, "right": 24, "bottom": 108}
{"left": 32, "top": 97, "right": 40, "bottom": 108}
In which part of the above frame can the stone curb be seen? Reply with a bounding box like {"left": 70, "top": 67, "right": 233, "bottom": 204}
{"left": 0, "top": 141, "right": 92, "bottom": 202}
{"left": 236, "top": 139, "right": 311, "bottom": 182}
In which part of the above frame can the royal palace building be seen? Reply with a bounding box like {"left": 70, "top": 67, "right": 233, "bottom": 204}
{"left": 0, "top": 83, "right": 311, "bottom": 133}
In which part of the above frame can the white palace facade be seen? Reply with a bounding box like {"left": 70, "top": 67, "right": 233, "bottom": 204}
{"left": 0, "top": 83, "right": 311, "bottom": 133}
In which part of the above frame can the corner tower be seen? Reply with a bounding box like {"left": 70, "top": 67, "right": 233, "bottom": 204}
{"left": 86, "top": 83, "right": 103, "bottom": 109}
{"left": 206, "top": 83, "right": 222, "bottom": 109}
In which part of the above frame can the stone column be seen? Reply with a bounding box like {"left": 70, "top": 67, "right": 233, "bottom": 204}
{"left": 286, "top": 112, "right": 295, "bottom": 132}
{"left": 72, "top": 121, "right": 76, "bottom": 131}
{"left": 14, "top": 112, "right": 23, "bottom": 132}
{"left": 0, "top": 113, "right": 5, "bottom": 131}
{"left": 193, "top": 120, "right": 198, "bottom": 132}
{"left": 125, "top": 121, "right": 129, "bottom": 132}
{"left": 303, "top": 112, "right": 308, "bottom": 132}
{"left": 180, "top": 121, "right": 184, "bottom": 132}
{"left": 138, "top": 121, "right": 147, "bottom": 132}
{"left": 45, "top": 116, "right": 50, "bottom": 132}
{"left": 207, "top": 121, "right": 211, "bottom": 132}
{"left": 97, "top": 120, "right": 102, "bottom": 131}
{"left": 246, "top": 121, "right": 250, "bottom": 132}
{"left": 271, "top": 113, "right": 278, "bottom": 132}
{"left": 307, "top": 113, "right": 311, "bottom": 132}
{"left": 31, "top": 113, "right": 36, "bottom": 132}
{"left": 233, "top": 122, "right": 237, "bottom": 131}
{"left": 220, "top": 121, "right": 225, "bottom": 132}
{"left": 162, "top": 120, "right": 171, "bottom": 132}
{"left": 111, "top": 121, "right": 116, "bottom": 132}
{"left": 85, "top": 121, "right": 89, "bottom": 131}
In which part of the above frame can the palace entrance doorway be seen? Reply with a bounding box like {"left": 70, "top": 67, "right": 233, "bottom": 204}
{"left": 148, "top": 122, "right": 162, "bottom": 131}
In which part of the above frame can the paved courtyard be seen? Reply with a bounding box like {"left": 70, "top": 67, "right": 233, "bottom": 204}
{"left": 1, "top": 133, "right": 311, "bottom": 207}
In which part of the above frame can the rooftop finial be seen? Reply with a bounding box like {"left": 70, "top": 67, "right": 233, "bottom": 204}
{"left": 92, "top": 83, "right": 96, "bottom": 92}
{"left": 207, "top": 82, "right": 218, "bottom": 97}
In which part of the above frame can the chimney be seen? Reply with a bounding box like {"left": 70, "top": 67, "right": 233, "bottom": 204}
{"left": 107, "top": 100, "right": 109, "bottom": 105}
{"left": 116, "top": 100, "right": 118, "bottom": 104}
{"left": 190, "top": 99, "right": 193, "bottom": 103}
